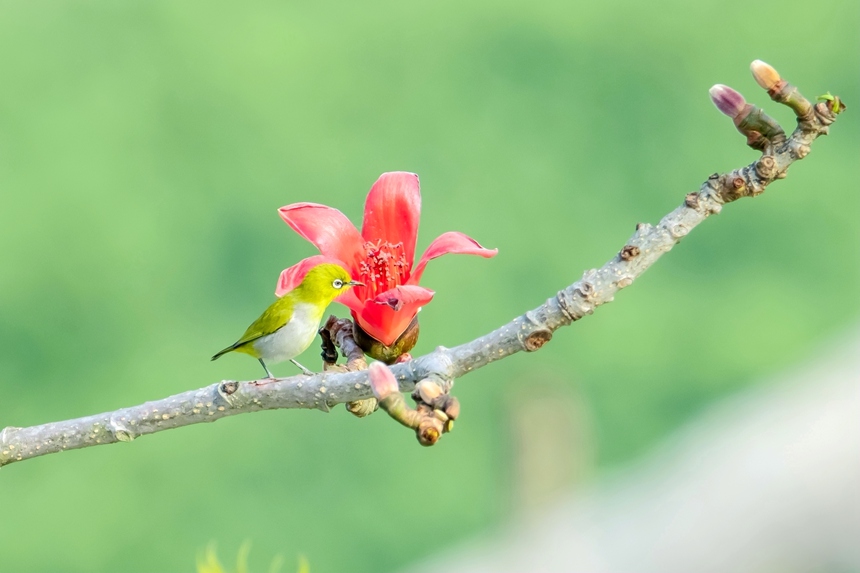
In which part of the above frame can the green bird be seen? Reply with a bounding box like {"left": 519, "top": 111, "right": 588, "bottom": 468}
{"left": 212, "top": 263, "right": 362, "bottom": 378}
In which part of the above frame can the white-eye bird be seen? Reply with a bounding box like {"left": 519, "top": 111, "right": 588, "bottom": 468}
{"left": 212, "top": 263, "right": 362, "bottom": 378}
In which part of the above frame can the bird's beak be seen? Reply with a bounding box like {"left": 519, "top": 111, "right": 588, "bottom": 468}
{"left": 347, "top": 280, "right": 364, "bottom": 287}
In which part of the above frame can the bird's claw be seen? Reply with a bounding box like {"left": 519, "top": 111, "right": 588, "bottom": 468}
{"left": 290, "top": 359, "right": 314, "bottom": 376}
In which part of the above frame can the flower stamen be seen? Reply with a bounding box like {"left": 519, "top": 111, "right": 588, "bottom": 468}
{"left": 358, "top": 241, "right": 409, "bottom": 298}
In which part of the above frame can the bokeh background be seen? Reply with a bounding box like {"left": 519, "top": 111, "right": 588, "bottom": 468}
{"left": 0, "top": 0, "right": 857, "bottom": 571}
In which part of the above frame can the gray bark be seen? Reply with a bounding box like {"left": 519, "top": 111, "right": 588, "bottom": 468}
{"left": 0, "top": 82, "right": 843, "bottom": 468}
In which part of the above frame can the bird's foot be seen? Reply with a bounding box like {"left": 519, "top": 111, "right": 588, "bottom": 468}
{"left": 291, "top": 359, "right": 315, "bottom": 376}
{"left": 252, "top": 377, "right": 278, "bottom": 386}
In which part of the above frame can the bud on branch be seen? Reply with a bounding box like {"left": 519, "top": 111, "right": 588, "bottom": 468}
{"left": 751, "top": 59, "right": 782, "bottom": 91}
{"left": 709, "top": 84, "right": 748, "bottom": 119}
{"left": 0, "top": 59, "right": 846, "bottom": 465}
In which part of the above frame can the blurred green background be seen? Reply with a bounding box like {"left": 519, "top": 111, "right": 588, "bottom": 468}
{"left": 0, "top": 0, "right": 857, "bottom": 571}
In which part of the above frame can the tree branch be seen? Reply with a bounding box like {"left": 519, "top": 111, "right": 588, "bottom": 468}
{"left": 0, "top": 62, "right": 845, "bottom": 467}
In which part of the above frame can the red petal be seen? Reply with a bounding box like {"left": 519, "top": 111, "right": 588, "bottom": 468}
{"left": 278, "top": 203, "right": 365, "bottom": 270}
{"left": 354, "top": 285, "right": 434, "bottom": 346}
{"left": 410, "top": 232, "right": 498, "bottom": 284}
{"left": 370, "top": 285, "right": 435, "bottom": 310}
{"left": 334, "top": 288, "right": 365, "bottom": 314}
{"left": 361, "top": 172, "right": 421, "bottom": 268}
{"left": 275, "top": 255, "right": 347, "bottom": 297}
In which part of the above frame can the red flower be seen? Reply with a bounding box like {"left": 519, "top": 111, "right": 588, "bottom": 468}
{"left": 276, "top": 172, "right": 497, "bottom": 347}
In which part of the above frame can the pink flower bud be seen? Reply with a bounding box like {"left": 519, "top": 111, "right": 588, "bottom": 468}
{"left": 709, "top": 84, "right": 747, "bottom": 118}
{"left": 750, "top": 60, "right": 781, "bottom": 90}
{"left": 368, "top": 362, "right": 399, "bottom": 400}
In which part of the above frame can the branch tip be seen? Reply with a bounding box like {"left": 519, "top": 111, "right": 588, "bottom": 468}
{"left": 817, "top": 93, "right": 846, "bottom": 115}
{"left": 709, "top": 84, "right": 747, "bottom": 119}
{"left": 751, "top": 60, "right": 782, "bottom": 91}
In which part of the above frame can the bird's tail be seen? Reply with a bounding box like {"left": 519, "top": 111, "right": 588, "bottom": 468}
{"left": 211, "top": 344, "right": 238, "bottom": 361}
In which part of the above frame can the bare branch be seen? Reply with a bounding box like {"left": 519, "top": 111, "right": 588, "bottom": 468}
{"left": 0, "top": 62, "right": 845, "bottom": 467}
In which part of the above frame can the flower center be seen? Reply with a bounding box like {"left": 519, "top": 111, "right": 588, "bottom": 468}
{"left": 358, "top": 241, "right": 409, "bottom": 298}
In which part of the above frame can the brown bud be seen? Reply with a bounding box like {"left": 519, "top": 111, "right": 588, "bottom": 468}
{"left": 685, "top": 193, "right": 700, "bottom": 209}
{"left": 353, "top": 317, "right": 419, "bottom": 364}
{"left": 751, "top": 60, "right": 781, "bottom": 91}
{"left": 219, "top": 381, "right": 238, "bottom": 396}
{"left": 620, "top": 245, "right": 640, "bottom": 261}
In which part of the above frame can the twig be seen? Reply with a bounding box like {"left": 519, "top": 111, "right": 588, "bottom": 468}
{"left": 0, "top": 61, "right": 844, "bottom": 466}
{"left": 320, "top": 316, "right": 379, "bottom": 418}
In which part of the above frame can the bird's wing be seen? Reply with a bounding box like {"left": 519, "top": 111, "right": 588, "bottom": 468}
{"left": 233, "top": 295, "right": 294, "bottom": 347}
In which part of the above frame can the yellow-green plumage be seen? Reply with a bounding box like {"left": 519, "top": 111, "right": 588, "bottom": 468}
{"left": 212, "top": 263, "right": 360, "bottom": 377}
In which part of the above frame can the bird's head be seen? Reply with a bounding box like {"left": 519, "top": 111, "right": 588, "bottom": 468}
{"left": 296, "top": 263, "right": 363, "bottom": 304}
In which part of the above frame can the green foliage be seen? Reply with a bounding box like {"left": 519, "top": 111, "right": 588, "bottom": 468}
{"left": 196, "top": 542, "right": 289, "bottom": 573}
{"left": 0, "top": 0, "right": 857, "bottom": 572}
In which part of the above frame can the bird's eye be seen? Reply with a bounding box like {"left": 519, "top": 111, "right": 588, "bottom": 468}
{"left": 332, "top": 279, "right": 344, "bottom": 289}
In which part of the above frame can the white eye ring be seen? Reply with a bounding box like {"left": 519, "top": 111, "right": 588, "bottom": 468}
{"left": 332, "top": 279, "right": 344, "bottom": 289}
